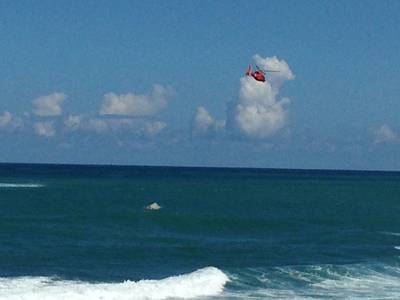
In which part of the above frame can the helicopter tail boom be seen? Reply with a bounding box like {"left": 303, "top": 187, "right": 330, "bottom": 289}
{"left": 245, "top": 65, "right": 252, "bottom": 76}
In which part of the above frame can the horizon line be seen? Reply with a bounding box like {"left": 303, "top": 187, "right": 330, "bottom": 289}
{"left": 0, "top": 161, "right": 399, "bottom": 174}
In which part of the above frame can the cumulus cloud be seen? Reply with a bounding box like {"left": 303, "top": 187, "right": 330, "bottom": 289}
{"left": 34, "top": 121, "right": 55, "bottom": 137}
{"left": 193, "top": 106, "right": 225, "bottom": 136}
{"left": 32, "top": 92, "right": 66, "bottom": 116}
{"left": 228, "top": 55, "right": 294, "bottom": 139}
{"left": 64, "top": 115, "right": 109, "bottom": 133}
{"left": 63, "top": 114, "right": 167, "bottom": 137}
{"left": 253, "top": 54, "right": 294, "bottom": 92}
{"left": 191, "top": 55, "right": 294, "bottom": 140}
{"left": 373, "top": 124, "right": 397, "bottom": 144}
{"left": 87, "top": 118, "right": 168, "bottom": 137}
{"left": 194, "top": 107, "right": 214, "bottom": 133}
{"left": 0, "top": 111, "right": 13, "bottom": 128}
{"left": 100, "top": 85, "right": 172, "bottom": 117}
{"left": 145, "top": 121, "right": 167, "bottom": 136}
{"left": 0, "top": 111, "right": 23, "bottom": 130}
{"left": 85, "top": 118, "right": 109, "bottom": 133}
{"left": 64, "top": 115, "right": 82, "bottom": 131}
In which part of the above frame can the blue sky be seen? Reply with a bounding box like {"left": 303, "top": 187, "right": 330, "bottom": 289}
{"left": 0, "top": 1, "right": 399, "bottom": 170}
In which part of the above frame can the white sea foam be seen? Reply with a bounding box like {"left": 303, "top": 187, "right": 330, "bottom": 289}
{"left": 380, "top": 231, "right": 400, "bottom": 237}
{"left": 0, "top": 183, "right": 44, "bottom": 188}
{"left": 225, "top": 263, "right": 400, "bottom": 299}
{"left": 310, "top": 264, "right": 400, "bottom": 299}
{"left": 0, "top": 267, "right": 229, "bottom": 300}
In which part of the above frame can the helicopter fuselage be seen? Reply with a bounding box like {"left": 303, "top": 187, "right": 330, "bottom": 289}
{"left": 251, "top": 70, "right": 266, "bottom": 82}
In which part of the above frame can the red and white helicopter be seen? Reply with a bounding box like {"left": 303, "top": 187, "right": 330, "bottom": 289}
{"left": 245, "top": 65, "right": 279, "bottom": 82}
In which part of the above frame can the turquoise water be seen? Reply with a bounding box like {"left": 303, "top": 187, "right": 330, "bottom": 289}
{"left": 1, "top": 164, "right": 400, "bottom": 299}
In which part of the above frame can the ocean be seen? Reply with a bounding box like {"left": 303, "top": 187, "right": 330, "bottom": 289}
{"left": 0, "top": 163, "right": 400, "bottom": 299}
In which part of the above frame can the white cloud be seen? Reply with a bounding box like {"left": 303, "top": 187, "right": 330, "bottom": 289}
{"left": 229, "top": 55, "right": 294, "bottom": 139}
{"left": 194, "top": 107, "right": 214, "bottom": 133}
{"left": 34, "top": 121, "right": 55, "bottom": 137}
{"left": 0, "top": 111, "right": 13, "bottom": 128}
{"left": 374, "top": 124, "right": 397, "bottom": 144}
{"left": 192, "top": 55, "right": 294, "bottom": 140}
{"left": 86, "top": 118, "right": 109, "bottom": 133}
{"left": 253, "top": 54, "right": 294, "bottom": 92}
{"left": 63, "top": 114, "right": 167, "bottom": 137}
{"left": 145, "top": 121, "right": 167, "bottom": 136}
{"left": 0, "top": 111, "right": 23, "bottom": 130}
{"left": 32, "top": 93, "right": 66, "bottom": 116}
{"left": 100, "top": 85, "right": 172, "bottom": 117}
{"left": 64, "top": 115, "right": 82, "bottom": 131}
{"left": 64, "top": 115, "right": 115, "bottom": 133}
{"left": 87, "top": 118, "right": 167, "bottom": 137}
{"left": 193, "top": 106, "right": 225, "bottom": 136}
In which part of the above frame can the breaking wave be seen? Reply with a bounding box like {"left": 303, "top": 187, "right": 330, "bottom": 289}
{"left": 0, "top": 267, "right": 229, "bottom": 300}
{"left": 0, "top": 183, "right": 44, "bottom": 188}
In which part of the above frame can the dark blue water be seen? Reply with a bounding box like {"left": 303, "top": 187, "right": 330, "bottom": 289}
{"left": 1, "top": 163, "right": 400, "bottom": 299}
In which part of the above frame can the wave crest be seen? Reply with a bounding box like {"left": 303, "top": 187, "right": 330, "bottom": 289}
{"left": 0, "top": 267, "right": 229, "bottom": 300}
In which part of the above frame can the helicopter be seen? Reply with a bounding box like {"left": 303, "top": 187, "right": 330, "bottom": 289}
{"left": 245, "top": 65, "right": 279, "bottom": 82}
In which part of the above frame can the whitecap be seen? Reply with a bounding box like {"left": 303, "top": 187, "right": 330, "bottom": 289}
{"left": 0, "top": 266, "right": 229, "bottom": 300}
{"left": 226, "top": 263, "right": 400, "bottom": 299}
{"left": 380, "top": 231, "right": 400, "bottom": 237}
{"left": 0, "top": 183, "right": 44, "bottom": 188}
